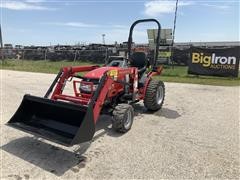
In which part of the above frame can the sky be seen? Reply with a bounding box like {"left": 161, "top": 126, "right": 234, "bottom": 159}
{"left": 0, "top": 0, "right": 239, "bottom": 45}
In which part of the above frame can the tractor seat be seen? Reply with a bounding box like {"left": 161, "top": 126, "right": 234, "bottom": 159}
{"left": 130, "top": 52, "right": 147, "bottom": 77}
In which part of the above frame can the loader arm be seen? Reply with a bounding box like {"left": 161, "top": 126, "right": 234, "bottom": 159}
{"left": 50, "top": 65, "right": 100, "bottom": 100}
{"left": 89, "top": 73, "right": 114, "bottom": 122}
{"left": 47, "top": 65, "right": 115, "bottom": 123}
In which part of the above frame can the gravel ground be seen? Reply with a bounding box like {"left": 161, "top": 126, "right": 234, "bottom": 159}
{"left": 0, "top": 70, "right": 239, "bottom": 179}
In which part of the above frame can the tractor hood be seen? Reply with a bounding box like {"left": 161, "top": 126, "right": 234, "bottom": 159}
{"left": 84, "top": 67, "right": 120, "bottom": 79}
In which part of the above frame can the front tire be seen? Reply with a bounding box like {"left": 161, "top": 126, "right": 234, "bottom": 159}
{"left": 112, "top": 104, "right": 134, "bottom": 133}
{"left": 144, "top": 80, "right": 165, "bottom": 111}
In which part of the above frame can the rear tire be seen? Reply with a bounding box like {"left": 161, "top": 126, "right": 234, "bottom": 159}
{"left": 112, "top": 104, "right": 134, "bottom": 133}
{"left": 144, "top": 80, "right": 165, "bottom": 111}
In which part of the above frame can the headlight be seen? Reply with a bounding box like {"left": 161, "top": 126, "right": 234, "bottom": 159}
{"left": 80, "top": 83, "right": 98, "bottom": 92}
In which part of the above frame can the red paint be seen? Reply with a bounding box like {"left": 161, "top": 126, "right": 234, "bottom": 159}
{"left": 48, "top": 64, "right": 162, "bottom": 125}
{"left": 84, "top": 66, "right": 120, "bottom": 79}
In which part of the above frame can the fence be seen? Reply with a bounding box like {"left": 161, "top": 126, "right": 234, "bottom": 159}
{"left": 1, "top": 47, "right": 189, "bottom": 65}
{"left": 2, "top": 46, "right": 238, "bottom": 66}
{"left": 1, "top": 48, "right": 117, "bottom": 63}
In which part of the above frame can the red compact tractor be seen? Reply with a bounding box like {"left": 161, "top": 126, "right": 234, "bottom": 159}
{"left": 7, "top": 19, "right": 165, "bottom": 146}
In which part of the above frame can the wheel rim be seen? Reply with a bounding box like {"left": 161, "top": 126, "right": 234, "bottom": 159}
{"left": 156, "top": 86, "right": 164, "bottom": 105}
{"left": 124, "top": 110, "right": 132, "bottom": 129}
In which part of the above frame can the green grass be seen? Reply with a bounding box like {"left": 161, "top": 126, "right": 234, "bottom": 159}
{"left": 1, "top": 59, "right": 239, "bottom": 86}
{"left": 0, "top": 59, "right": 97, "bottom": 74}
{"left": 157, "top": 66, "right": 240, "bottom": 86}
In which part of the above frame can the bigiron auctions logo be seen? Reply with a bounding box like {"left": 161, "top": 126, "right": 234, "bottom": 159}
{"left": 192, "top": 52, "right": 237, "bottom": 69}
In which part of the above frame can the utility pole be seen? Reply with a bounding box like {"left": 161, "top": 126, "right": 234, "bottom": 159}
{"left": 0, "top": 24, "right": 3, "bottom": 60}
{"left": 170, "top": 0, "right": 179, "bottom": 68}
{"left": 172, "top": 0, "right": 178, "bottom": 47}
{"left": 0, "top": 24, "right": 3, "bottom": 48}
{"left": 102, "top": 34, "right": 105, "bottom": 45}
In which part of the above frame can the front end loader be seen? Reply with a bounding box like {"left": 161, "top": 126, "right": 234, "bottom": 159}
{"left": 7, "top": 19, "right": 165, "bottom": 146}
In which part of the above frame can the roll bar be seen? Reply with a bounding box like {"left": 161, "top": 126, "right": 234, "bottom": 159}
{"left": 127, "top": 19, "right": 161, "bottom": 67}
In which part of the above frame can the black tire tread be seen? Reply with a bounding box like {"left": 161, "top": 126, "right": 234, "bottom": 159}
{"left": 112, "top": 104, "right": 134, "bottom": 133}
{"left": 144, "top": 80, "right": 165, "bottom": 111}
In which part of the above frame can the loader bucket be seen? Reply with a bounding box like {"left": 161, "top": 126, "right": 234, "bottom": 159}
{"left": 7, "top": 94, "right": 95, "bottom": 146}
